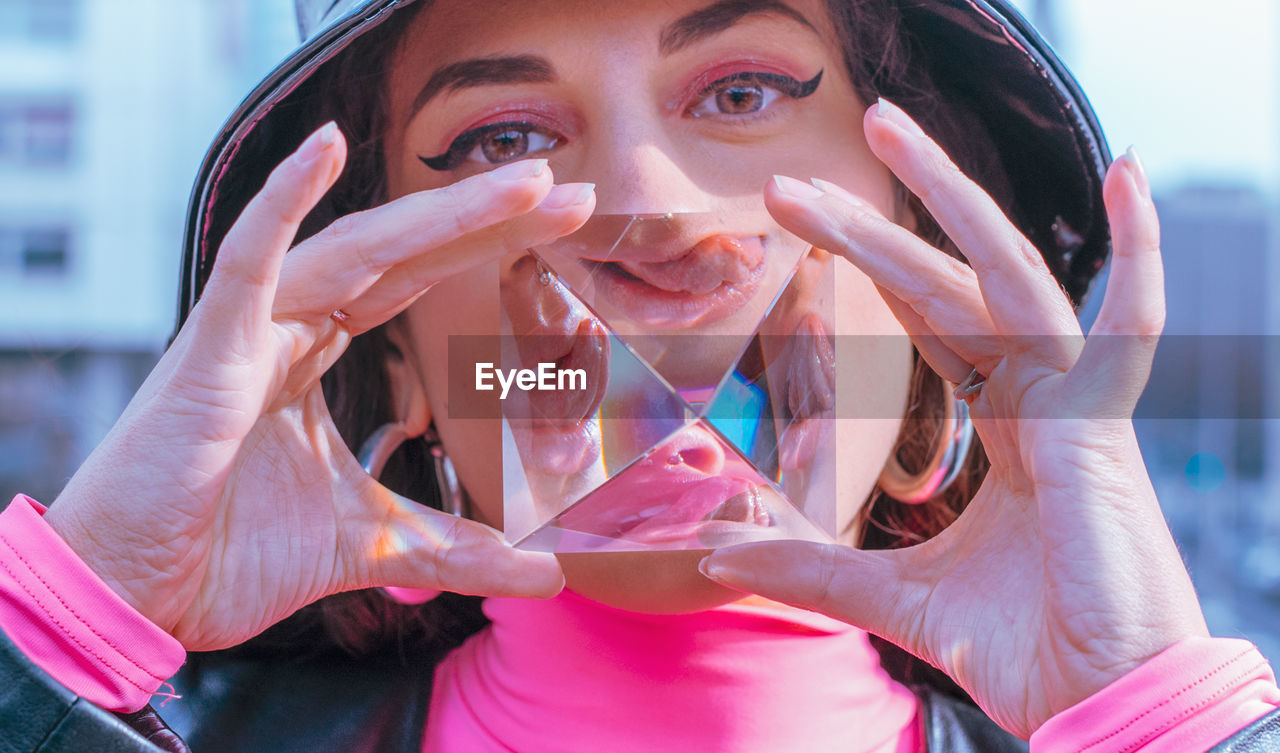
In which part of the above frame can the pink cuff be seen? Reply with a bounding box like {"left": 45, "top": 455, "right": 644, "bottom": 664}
{"left": 0, "top": 495, "right": 185, "bottom": 712}
{"left": 1031, "top": 636, "right": 1280, "bottom": 753}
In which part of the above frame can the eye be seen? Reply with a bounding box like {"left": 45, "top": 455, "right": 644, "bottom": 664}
{"left": 687, "top": 70, "right": 823, "bottom": 119}
{"left": 420, "top": 121, "right": 561, "bottom": 171}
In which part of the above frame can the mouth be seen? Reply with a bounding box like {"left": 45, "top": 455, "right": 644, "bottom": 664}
{"left": 501, "top": 254, "right": 610, "bottom": 476}
{"left": 511, "top": 418, "right": 603, "bottom": 477}
{"left": 555, "top": 425, "right": 778, "bottom": 547}
{"left": 502, "top": 254, "right": 610, "bottom": 425}
{"left": 580, "top": 234, "right": 767, "bottom": 329}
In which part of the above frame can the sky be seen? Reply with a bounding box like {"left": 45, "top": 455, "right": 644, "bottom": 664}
{"left": 1008, "top": 0, "right": 1279, "bottom": 196}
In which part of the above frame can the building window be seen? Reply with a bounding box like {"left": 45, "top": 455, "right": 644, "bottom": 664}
{"left": 22, "top": 228, "right": 70, "bottom": 275}
{"left": 0, "top": 100, "right": 75, "bottom": 168}
{"left": 0, "top": 0, "right": 80, "bottom": 42}
{"left": 0, "top": 225, "right": 72, "bottom": 277}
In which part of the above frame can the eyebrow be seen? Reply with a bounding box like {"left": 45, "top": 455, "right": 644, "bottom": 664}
{"left": 409, "top": 55, "right": 556, "bottom": 117}
{"left": 408, "top": 0, "right": 816, "bottom": 120}
{"left": 658, "top": 0, "right": 819, "bottom": 56}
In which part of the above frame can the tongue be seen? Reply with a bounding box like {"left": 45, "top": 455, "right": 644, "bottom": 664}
{"left": 621, "top": 235, "right": 762, "bottom": 294}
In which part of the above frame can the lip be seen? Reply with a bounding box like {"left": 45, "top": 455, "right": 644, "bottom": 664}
{"left": 778, "top": 312, "right": 835, "bottom": 471}
{"left": 501, "top": 254, "right": 610, "bottom": 424}
{"left": 579, "top": 234, "right": 767, "bottom": 329}
{"left": 555, "top": 424, "right": 777, "bottom": 545}
{"left": 510, "top": 418, "right": 602, "bottom": 476}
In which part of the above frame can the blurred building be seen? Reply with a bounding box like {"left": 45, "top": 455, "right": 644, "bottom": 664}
{"left": 0, "top": 0, "right": 295, "bottom": 501}
{"left": 1136, "top": 183, "right": 1279, "bottom": 661}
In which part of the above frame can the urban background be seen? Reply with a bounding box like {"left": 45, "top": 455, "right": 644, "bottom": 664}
{"left": 1, "top": 0, "right": 1278, "bottom": 664}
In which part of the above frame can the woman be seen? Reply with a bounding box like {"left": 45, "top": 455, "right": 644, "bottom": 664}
{"left": 1, "top": 0, "right": 1277, "bottom": 750}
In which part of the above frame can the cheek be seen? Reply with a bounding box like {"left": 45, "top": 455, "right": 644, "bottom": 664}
{"left": 831, "top": 260, "right": 914, "bottom": 538}
{"left": 405, "top": 261, "right": 507, "bottom": 529}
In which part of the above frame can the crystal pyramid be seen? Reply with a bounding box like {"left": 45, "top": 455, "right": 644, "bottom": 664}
{"left": 495, "top": 202, "right": 838, "bottom": 552}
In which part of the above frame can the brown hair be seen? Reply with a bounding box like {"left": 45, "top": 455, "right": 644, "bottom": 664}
{"left": 239, "top": 0, "right": 1001, "bottom": 695}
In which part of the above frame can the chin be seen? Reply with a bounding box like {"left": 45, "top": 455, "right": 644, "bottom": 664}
{"left": 556, "top": 550, "right": 747, "bottom": 614}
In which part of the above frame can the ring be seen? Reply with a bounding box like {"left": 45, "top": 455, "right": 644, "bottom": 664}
{"left": 330, "top": 308, "right": 351, "bottom": 323}
{"left": 953, "top": 367, "right": 986, "bottom": 401}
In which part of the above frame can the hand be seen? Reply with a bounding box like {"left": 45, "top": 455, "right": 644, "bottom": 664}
{"left": 44, "top": 123, "right": 595, "bottom": 651}
{"left": 699, "top": 101, "right": 1209, "bottom": 738}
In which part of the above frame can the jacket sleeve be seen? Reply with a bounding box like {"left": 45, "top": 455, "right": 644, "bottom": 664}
{"left": 0, "top": 495, "right": 188, "bottom": 752}
{"left": 0, "top": 627, "right": 186, "bottom": 753}
{"left": 1030, "top": 637, "right": 1280, "bottom": 752}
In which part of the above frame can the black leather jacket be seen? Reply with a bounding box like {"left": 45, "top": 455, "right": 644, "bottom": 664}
{"left": 5, "top": 624, "right": 1280, "bottom": 753}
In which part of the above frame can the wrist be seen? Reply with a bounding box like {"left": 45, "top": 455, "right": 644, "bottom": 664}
{"left": 43, "top": 494, "right": 179, "bottom": 634}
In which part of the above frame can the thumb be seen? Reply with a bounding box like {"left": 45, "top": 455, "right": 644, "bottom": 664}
{"left": 700, "top": 540, "right": 913, "bottom": 639}
{"left": 344, "top": 479, "right": 565, "bottom": 600}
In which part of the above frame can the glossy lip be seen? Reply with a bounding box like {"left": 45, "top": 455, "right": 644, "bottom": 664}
{"left": 579, "top": 234, "right": 767, "bottom": 329}
{"left": 556, "top": 426, "right": 777, "bottom": 545}
{"left": 502, "top": 254, "right": 609, "bottom": 476}
{"left": 511, "top": 418, "right": 602, "bottom": 476}
{"left": 502, "top": 255, "right": 610, "bottom": 424}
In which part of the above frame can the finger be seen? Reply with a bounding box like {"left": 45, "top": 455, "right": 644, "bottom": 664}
{"left": 766, "top": 174, "right": 1003, "bottom": 377}
{"left": 876, "top": 284, "right": 981, "bottom": 385}
{"left": 351, "top": 482, "right": 565, "bottom": 599}
{"left": 200, "top": 122, "right": 347, "bottom": 342}
{"left": 272, "top": 160, "right": 585, "bottom": 323}
{"left": 337, "top": 182, "right": 597, "bottom": 332}
{"left": 699, "top": 540, "right": 921, "bottom": 644}
{"left": 1070, "top": 149, "right": 1164, "bottom": 414}
{"left": 865, "top": 100, "right": 1082, "bottom": 359}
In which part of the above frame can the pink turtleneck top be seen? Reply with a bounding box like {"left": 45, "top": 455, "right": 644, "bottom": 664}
{"left": 1, "top": 494, "right": 1278, "bottom": 752}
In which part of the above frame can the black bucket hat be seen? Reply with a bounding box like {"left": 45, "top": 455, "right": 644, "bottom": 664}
{"left": 177, "top": 0, "right": 1111, "bottom": 329}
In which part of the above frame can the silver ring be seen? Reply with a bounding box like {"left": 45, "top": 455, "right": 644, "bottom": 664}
{"left": 953, "top": 367, "right": 986, "bottom": 401}
{"left": 330, "top": 308, "right": 351, "bottom": 323}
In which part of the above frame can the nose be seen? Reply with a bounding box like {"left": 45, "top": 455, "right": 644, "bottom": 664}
{"left": 576, "top": 122, "right": 710, "bottom": 215}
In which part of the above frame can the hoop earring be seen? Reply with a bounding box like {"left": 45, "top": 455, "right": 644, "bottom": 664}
{"left": 358, "top": 422, "right": 469, "bottom": 518}
{"left": 877, "top": 385, "right": 974, "bottom": 504}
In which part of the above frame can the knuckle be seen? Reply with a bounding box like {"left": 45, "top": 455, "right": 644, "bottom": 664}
{"left": 1131, "top": 309, "right": 1166, "bottom": 338}
{"left": 431, "top": 185, "right": 474, "bottom": 242}
{"left": 811, "top": 545, "right": 841, "bottom": 612}
{"left": 327, "top": 213, "right": 361, "bottom": 240}
{"left": 257, "top": 178, "right": 306, "bottom": 228}
{"left": 918, "top": 271, "right": 970, "bottom": 311}
{"left": 917, "top": 148, "right": 965, "bottom": 204}
{"left": 430, "top": 515, "right": 468, "bottom": 583}
{"left": 322, "top": 212, "right": 380, "bottom": 273}
{"left": 209, "top": 239, "right": 270, "bottom": 288}
{"left": 1012, "top": 235, "right": 1047, "bottom": 270}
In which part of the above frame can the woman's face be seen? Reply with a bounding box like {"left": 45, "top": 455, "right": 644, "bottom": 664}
{"left": 383, "top": 0, "right": 913, "bottom": 612}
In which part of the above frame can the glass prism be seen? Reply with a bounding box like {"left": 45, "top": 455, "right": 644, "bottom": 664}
{"left": 494, "top": 205, "right": 839, "bottom": 552}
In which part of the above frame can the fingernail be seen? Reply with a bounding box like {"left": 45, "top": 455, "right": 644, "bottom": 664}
{"left": 875, "top": 98, "right": 926, "bottom": 138}
{"left": 698, "top": 555, "right": 727, "bottom": 581}
{"left": 810, "top": 178, "right": 873, "bottom": 209}
{"left": 295, "top": 121, "right": 338, "bottom": 164}
{"left": 490, "top": 158, "right": 549, "bottom": 182}
{"left": 1122, "top": 145, "right": 1151, "bottom": 199}
{"left": 773, "top": 174, "right": 826, "bottom": 199}
{"left": 540, "top": 182, "right": 595, "bottom": 208}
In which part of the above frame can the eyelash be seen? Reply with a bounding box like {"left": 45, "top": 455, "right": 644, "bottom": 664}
{"left": 418, "top": 69, "right": 824, "bottom": 172}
